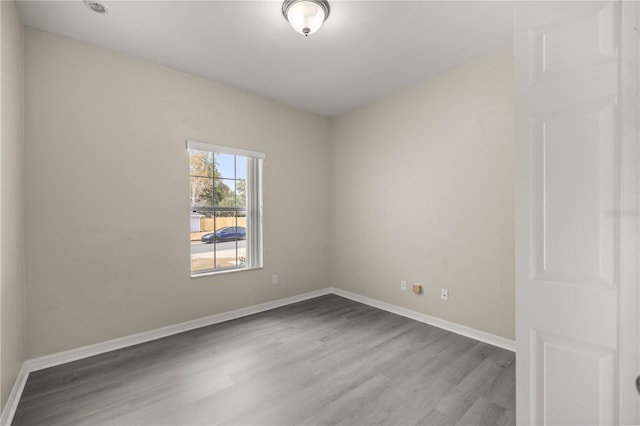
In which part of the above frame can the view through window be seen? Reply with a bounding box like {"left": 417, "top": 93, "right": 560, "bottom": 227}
{"left": 189, "top": 141, "right": 263, "bottom": 275}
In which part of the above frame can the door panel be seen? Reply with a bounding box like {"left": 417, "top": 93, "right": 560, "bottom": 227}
{"left": 531, "top": 98, "right": 617, "bottom": 289}
{"left": 530, "top": 2, "right": 617, "bottom": 83}
{"left": 532, "top": 331, "right": 615, "bottom": 425}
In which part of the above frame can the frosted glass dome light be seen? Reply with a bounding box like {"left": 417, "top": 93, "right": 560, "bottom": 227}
{"left": 282, "top": 0, "right": 330, "bottom": 37}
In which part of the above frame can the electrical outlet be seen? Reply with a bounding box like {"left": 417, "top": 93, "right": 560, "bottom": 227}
{"left": 400, "top": 280, "right": 407, "bottom": 291}
{"left": 440, "top": 288, "right": 449, "bottom": 301}
{"left": 272, "top": 274, "right": 278, "bottom": 284}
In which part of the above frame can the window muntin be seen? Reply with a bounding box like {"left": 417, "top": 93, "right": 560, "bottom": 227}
{"left": 188, "top": 141, "right": 263, "bottom": 276}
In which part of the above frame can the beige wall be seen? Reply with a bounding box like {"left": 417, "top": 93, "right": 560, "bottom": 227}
{"left": 22, "top": 27, "right": 514, "bottom": 360}
{"left": 24, "top": 29, "right": 331, "bottom": 358}
{"left": 1, "top": 0, "right": 25, "bottom": 409}
{"left": 330, "top": 50, "right": 515, "bottom": 339}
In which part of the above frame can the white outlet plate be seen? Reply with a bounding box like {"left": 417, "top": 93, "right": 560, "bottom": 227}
{"left": 272, "top": 274, "right": 278, "bottom": 284}
{"left": 440, "top": 288, "right": 449, "bottom": 301}
{"left": 400, "top": 280, "right": 407, "bottom": 291}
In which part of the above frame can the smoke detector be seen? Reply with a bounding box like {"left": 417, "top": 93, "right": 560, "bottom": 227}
{"left": 84, "top": 1, "right": 108, "bottom": 14}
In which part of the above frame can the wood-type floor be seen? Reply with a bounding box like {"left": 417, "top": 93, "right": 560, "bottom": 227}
{"left": 12, "top": 294, "right": 515, "bottom": 425}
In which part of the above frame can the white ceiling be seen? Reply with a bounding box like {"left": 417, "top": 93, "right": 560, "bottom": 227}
{"left": 16, "top": 0, "right": 515, "bottom": 117}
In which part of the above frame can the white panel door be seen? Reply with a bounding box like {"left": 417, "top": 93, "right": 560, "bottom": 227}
{"left": 515, "top": 2, "right": 639, "bottom": 425}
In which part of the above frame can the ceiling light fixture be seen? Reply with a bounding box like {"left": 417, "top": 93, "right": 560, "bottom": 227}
{"left": 282, "top": 0, "right": 330, "bottom": 37}
{"left": 84, "top": 0, "right": 108, "bottom": 14}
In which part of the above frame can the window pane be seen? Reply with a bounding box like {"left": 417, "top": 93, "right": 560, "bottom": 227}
{"left": 190, "top": 177, "right": 213, "bottom": 207}
{"left": 190, "top": 211, "right": 214, "bottom": 273}
{"left": 236, "top": 179, "right": 247, "bottom": 208}
{"left": 236, "top": 157, "right": 247, "bottom": 180}
{"left": 216, "top": 153, "right": 236, "bottom": 179}
{"left": 236, "top": 210, "right": 247, "bottom": 265}
{"left": 216, "top": 179, "right": 237, "bottom": 207}
{"left": 189, "top": 150, "right": 214, "bottom": 177}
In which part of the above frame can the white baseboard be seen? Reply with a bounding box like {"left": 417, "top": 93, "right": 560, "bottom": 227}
{"left": 331, "top": 288, "right": 516, "bottom": 352}
{"left": 0, "top": 364, "right": 29, "bottom": 426}
{"left": 25, "top": 288, "right": 332, "bottom": 373}
{"left": 1, "top": 286, "right": 514, "bottom": 425}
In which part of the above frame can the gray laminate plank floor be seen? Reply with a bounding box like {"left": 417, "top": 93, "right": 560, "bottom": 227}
{"left": 12, "top": 294, "right": 515, "bottom": 425}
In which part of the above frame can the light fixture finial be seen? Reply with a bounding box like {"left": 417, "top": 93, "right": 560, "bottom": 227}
{"left": 282, "top": 0, "right": 330, "bottom": 37}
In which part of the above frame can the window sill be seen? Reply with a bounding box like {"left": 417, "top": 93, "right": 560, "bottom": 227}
{"left": 190, "top": 265, "right": 262, "bottom": 279}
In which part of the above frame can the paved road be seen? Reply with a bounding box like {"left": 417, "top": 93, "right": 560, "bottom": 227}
{"left": 191, "top": 240, "right": 246, "bottom": 255}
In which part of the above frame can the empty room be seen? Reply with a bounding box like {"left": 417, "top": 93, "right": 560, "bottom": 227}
{"left": 1, "top": 1, "right": 638, "bottom": 425}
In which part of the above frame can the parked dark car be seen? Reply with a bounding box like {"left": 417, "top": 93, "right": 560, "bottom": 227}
{"left": 201, "top": 226, "right": 247, "bottom": 243}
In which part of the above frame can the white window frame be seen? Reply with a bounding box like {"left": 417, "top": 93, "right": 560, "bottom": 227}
{"left": 188, "top": 140, "right": 264, "bottom": 277}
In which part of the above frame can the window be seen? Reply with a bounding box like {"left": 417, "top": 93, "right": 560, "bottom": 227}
{"left": 188, "top": 140, "right": 264, "bottom": 276}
